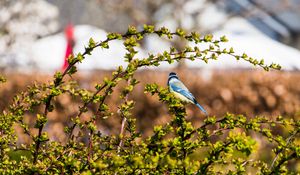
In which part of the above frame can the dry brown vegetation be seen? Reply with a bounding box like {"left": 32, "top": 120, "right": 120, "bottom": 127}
{"left": 1, "top": 69, "right": 299, "bottom": 139}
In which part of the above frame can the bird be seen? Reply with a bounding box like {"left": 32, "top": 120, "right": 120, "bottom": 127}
{"left": 168, "top": 72, "right": 208, "bottom": 115}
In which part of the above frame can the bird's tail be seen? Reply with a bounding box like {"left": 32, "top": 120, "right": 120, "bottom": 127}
{"left": 195, "top": 103, "right": 208, "bottom": 116}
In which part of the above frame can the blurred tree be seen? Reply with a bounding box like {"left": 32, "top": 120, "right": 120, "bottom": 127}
{"left": 0, "top": 0, "right": 59, "bottom": 70}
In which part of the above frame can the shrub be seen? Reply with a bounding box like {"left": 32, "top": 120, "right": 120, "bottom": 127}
{"left": 0, "top": 25, "right": 299, "bottom": 174}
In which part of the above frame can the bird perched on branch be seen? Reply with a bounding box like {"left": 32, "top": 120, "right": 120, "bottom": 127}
{"left": 168, "top": 72, "right": 208, "bottom": 115}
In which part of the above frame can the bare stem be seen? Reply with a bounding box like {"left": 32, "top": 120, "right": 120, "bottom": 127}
{"left": 117, "top": 76, "right": 131, "bottom": 153}
{"left": 270, "top": 130, "right": 299, "bottom": 169}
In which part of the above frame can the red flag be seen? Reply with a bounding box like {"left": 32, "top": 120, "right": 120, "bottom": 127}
{"left": 62, "top": 23, "right": 74, "bottom": 71}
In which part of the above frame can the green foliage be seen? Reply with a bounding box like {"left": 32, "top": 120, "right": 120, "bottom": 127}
{"left": 0, "top": 25, "right": 298, "bottom": 175}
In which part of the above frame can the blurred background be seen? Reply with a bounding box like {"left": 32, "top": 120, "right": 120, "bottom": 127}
{"left": 1, "top": 0, "right": 300, "bottom": 71}
{"left": 0, "top": 0, "right": 300, "bottom": 171}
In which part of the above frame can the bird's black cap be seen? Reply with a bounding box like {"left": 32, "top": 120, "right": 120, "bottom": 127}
{"left": 168, "top": 72, "right": 179, "bottom": 82}
{"left": 169, "top": 72, "right": 177, "bottom": 76}
{"left": 168, "top": 72, "right": 179, "bottom": 86}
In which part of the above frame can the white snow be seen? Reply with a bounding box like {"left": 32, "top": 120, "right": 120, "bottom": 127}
{"left": 31, "top": 25, "right": 148, "bottom": 72}
{"left": 31, "top": 33, "right": 66, "bottom": 70}
{"left": 14, "top": 20, "right": 300, "bottom": 72}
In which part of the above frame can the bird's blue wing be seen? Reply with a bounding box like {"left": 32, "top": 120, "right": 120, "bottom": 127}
{"left": 170, "top": 83, "right": 208, "bottom": 115}
{"left": 170, "top": 83, "right": 195, "bottom": 102}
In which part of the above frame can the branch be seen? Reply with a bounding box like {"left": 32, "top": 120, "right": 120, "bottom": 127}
{"left": 270, "top": 129, "right": 299, "bottom": 170}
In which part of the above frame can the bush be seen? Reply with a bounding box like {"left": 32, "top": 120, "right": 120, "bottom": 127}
{"left": 0, "top": 25, "right": 299, "bottom": 174}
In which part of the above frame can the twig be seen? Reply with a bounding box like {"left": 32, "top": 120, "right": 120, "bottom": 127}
{"left": 32, "top": 29, "right": 154, "bottom": 163}
{"left": 270, "top": 130, "right": 299, "bottom": 169}
{"left": 269, "top": 152, "right": 297, "bottom": 175}
{"left": 67, "top": 72, "right": 122, "bottom": 140}
{"left": 117, "top": 117, "right": 127, "bottom": 153}
{"left": 197, "top": 141, "right": 232, "bottom": 175}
